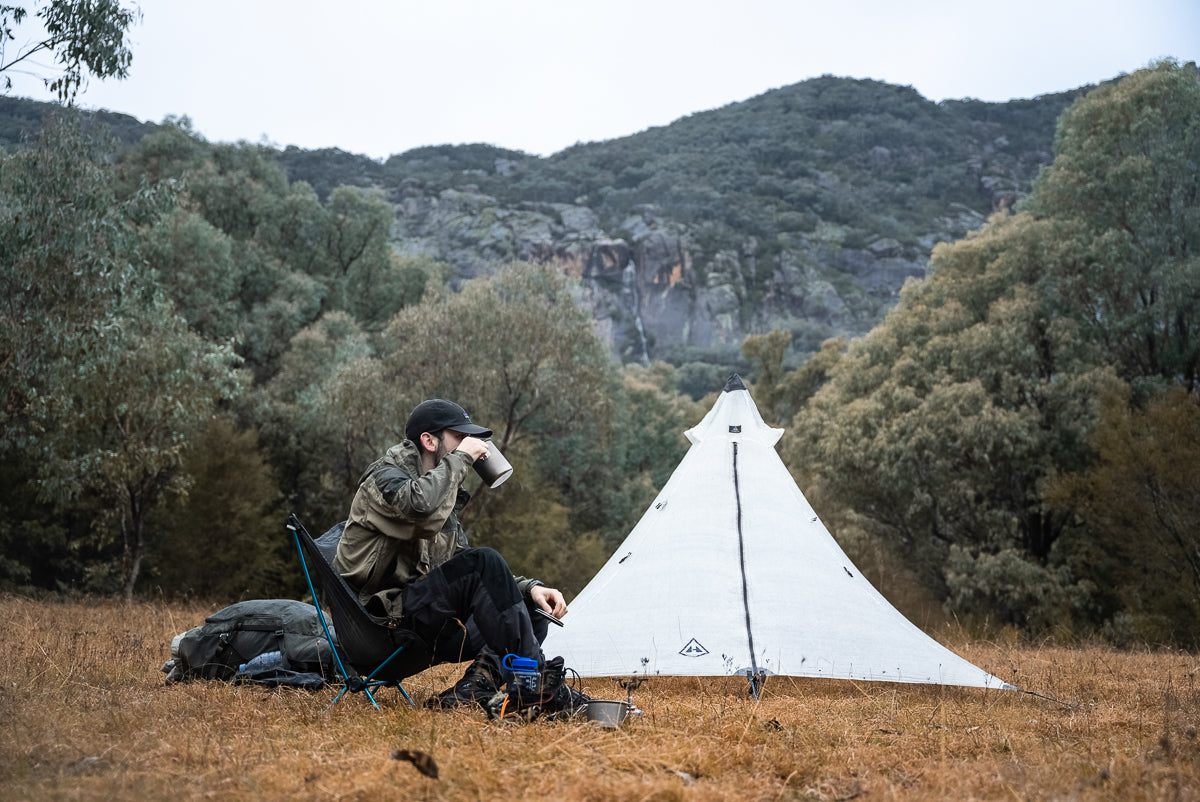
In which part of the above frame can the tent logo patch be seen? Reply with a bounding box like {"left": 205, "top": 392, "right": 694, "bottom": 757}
{"left": 679, "top": 638, "right": 709, "bottom": 657}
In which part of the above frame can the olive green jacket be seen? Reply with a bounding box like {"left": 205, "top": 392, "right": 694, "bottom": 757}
{"left": 332, "top": 440, "right": 538, "bottom": 619}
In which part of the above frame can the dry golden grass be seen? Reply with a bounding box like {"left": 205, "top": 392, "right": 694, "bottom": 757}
{"left": 2, "top": 594, "right": 1199, "bottom": 801}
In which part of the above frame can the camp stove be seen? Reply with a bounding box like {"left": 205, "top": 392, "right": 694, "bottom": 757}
{"left": 617, "top": 676, "right": 646, "bottom": 707}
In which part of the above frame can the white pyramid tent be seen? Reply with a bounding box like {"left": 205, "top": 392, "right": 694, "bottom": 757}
{"left": 543, "top": 376, "right": 1013, "bottom": 690}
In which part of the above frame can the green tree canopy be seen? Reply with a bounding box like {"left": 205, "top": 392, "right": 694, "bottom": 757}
{"left": 251, "top": 262, "right": 639, "bottom": 594}
{"left": 1046, "top": 386, "right": 1200, "bottom": 645}
{"left": 791, "top": 212, "right": 1120, "bottom": 625}
{"left": 788, "top": 62, "right": 1198, "bottom": 635}
{"left": 375, "top": 261, "right": 614, "bottom": 450}
{"left": 44, "top": 298, "right": 243, "bottom": 599}
{"left": 0, "top": 117, "right": 244, "bottom": 599}
{"left": 146, "top": 417, "right": 286, "bottom": 601}
{"left": 118, "top": 123, "right": 412, "bottom": 381}
{"left": 1028, "top": 60, "right": 1200, "bottom": 393}
{"left": 0, "top": 117, "right": 157, "bottom": 451}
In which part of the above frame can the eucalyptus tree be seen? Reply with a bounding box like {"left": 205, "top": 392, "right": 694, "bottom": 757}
{"left": 0, "top": 117, "right": 136, "bottom": 586}
{"left": 258, "top": 311, "right": 376, "bottom": 526}
{"left": 1028, "top": 60, "right": 1200, "bottom": 393}
{"left": 279, "top": 262, "right": 624, "bottom": 583}
{"left": 376, "top": 260, "right": 614, "bottom": 452}
{"left": 1, "top": 0, "right": 139, "bottom": 102}
{"left": 0, "top": 117, "right": 243, "bottom": 598}
{"left": 42, "top": 298, "right": 243, "bottom": 599}
{"left": 141, "top": 209, "right": 241, "bottom": 341}
{"left": 292, "top": 260, "right": 616, "bottom": 507}
{"left": 0, "top": 117, "right": 154, "bottom": 455}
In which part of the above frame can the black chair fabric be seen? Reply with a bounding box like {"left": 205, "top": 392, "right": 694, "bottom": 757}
{"left": 313, "top": 521, "right": 345, "bottom": 564}
{"left": 289, "top": 514, "right": 431, "bottom": 693}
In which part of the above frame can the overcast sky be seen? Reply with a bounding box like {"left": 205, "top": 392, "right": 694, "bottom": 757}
{"left": 4, "top": 0, "right": 1197, "bottom": 159}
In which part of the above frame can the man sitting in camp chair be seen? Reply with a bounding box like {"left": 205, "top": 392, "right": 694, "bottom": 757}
{"left": 333, "top": 398, "right": 587, "bottom": 719}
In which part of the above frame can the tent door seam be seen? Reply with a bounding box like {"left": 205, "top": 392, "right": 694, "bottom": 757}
{"left": 733, "top": 441, "right": 760, "bottom": 681}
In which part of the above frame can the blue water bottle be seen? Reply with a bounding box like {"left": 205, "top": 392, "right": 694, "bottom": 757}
{"left": 502, "top": 654, "right": 542, "bottom": 695}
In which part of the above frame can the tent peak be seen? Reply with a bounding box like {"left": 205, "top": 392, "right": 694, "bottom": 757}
{"left": 685, "top": 375, "right": 782, "bottom": 447}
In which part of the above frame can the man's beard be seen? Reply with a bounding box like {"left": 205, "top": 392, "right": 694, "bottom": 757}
{"left": 433, "top": 436, "right": 449, "bottom": 466}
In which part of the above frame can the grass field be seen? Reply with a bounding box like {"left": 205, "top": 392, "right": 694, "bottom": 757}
{"left": 2, "top": 594, "right": 1198, "bottom": 801}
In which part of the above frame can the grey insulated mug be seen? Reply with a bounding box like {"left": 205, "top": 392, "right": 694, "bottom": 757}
{"left": 473, "top": 440, "right": 513, "bottom": 488}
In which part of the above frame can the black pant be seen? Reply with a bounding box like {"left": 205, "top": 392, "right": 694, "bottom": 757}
{"left": 399, "top": 547, "right": 545, "bottom": 680}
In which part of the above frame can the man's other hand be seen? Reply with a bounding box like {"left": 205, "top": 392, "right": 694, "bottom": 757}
{"left": 531, "top": 585, "right": 567, "bottom": 618}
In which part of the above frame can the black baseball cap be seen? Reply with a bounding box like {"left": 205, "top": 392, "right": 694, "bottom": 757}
{"left": 405, "top": 399, "right": 492, "bottom": 442}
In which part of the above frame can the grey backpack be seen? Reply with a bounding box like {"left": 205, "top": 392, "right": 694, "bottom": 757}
{"left": 162, "top": 599, "right": 337, "bottom": 687}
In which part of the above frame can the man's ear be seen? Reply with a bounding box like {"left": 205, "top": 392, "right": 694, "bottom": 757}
{"left": 419, "top": 431, "right": 439, "bottom": 453}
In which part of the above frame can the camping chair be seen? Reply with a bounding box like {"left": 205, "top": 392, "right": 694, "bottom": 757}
{"left": 287, "top": 513, "right": 425, "bottom": 710}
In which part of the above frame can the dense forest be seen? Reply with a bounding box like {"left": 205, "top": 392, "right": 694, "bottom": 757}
{"left": 1, "top": 18, "right": 1197, "bottom": 647}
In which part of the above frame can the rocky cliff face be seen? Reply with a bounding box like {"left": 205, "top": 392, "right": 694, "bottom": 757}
{"left": 391, "top": 180, "right": 988, "bottom": 362}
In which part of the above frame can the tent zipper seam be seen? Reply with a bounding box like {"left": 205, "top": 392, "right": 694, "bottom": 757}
{"left": 732, "top": 441, "right": 760, "bottom": 680}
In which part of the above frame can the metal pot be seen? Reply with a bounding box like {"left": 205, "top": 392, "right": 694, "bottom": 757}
{"left": 586, "top": 699, "right": 630, "bottom": 728}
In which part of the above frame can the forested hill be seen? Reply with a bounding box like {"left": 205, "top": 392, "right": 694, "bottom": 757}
{"left": 0, "top": 95, "right": 156, "bottom": 147}
{"left": 0, "top": 76, "right": 1090, "bottom": 363}
{"left": 276, "top": 77, "right": 1092, "bottom": 363}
